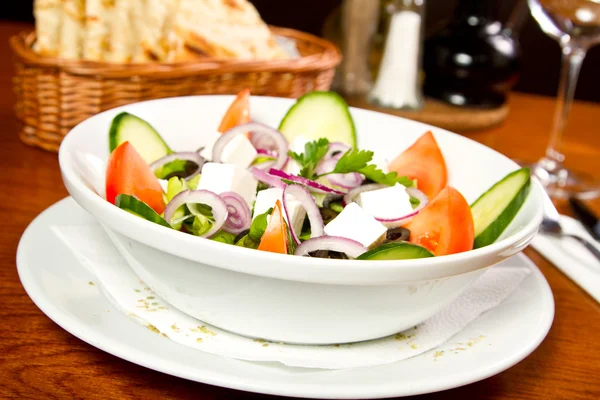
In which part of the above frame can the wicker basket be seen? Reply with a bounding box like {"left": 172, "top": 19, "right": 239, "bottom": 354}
{"left": 10, "top": 27, "right": 341, "bottom": 153}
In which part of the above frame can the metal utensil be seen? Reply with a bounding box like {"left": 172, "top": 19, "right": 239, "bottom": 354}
{"left": 568, "top": 196, "right": 600, "bottom": 242}
{"left": 540, "top": 193, "right": 600, "bottom": 261}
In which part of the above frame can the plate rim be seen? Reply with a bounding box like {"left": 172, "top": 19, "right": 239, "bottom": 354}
{"left": 16, "top": 197, "right": 555, "bottom": 399}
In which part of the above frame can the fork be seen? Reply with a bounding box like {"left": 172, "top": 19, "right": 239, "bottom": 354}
{"left": 539, "top": 193, "right": 600, "bottom": 262}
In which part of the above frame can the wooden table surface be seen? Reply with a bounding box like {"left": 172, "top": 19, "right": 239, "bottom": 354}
{"left": 1, "top": 22, "right": 599, "bottom": 399}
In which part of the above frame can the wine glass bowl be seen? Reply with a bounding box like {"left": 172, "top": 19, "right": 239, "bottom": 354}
{"left": 526, "top": 0, "right": 600, "bottom": 199}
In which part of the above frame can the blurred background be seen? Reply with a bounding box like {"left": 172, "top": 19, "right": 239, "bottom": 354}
{"left": 2, "top": 0, "right": 600, "bottom": 103}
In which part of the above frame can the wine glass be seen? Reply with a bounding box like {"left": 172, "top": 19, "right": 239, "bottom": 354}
{"left": 527, "top": 0, "right": 600, "bottom": 199}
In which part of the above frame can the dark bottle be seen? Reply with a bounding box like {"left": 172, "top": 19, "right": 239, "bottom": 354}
{"left": 423, "top": 0, "right": 521, "bottom": 108}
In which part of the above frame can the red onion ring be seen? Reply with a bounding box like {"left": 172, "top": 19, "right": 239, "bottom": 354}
{"left": 269, "top": 169, "right": 346, "bottom": 195}
{"left": 327, "top": 173, "right": 364, "bottom": 189}
{"left": 250, "top": 167, "right": 287, "bottom": 189}
{"left": 324, "top": 142, "right": 351, "bottom": 160}
{"left": 283, "top": 185, "right": 324, "bottom": 245}
{"left": 219, "top": 191, "right": 251, "bottom": 234}
{"left": 315, "top": 158, "right": 337, "bottom": 175}
{"left": 164, "top": 190, "right": 228, "bottom": 238}
{"left": 294, "top": 236, "right": 368, "bottom": 259}
{"left": 256, "top": 148, "right": 278, "bottom": 157}
{"left": 250, "top": 131, "right": 277, "bottom": 150}
{"left": 149, "top": 152, "right": 205, "bottom": 181}
{"left": 315, "top": 158, "right": 364, "bottom": 190}
{"left": 251, "top": 150, "right": 277, "bottom": 170}
{"left": 342, "top": 183, "right": 387, "bottom": 206}
{"left": 213, "top": 122, "right": 288, "bottom": 170}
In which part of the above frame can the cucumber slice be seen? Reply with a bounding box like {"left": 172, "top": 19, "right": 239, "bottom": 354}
{"left": 115, "top": 194, "right": 172, "bottom": 228}
{"left": 278, "top": 91, "right": 357, "bottom": 147}
{"left": 357, "top": 242, "right": 434, "bottom": 260}
{"left": 470, "top": 168, "right": 531, "bottom": 249}
{"left": 109, "top": 112, "right": 171, "bottom": 163}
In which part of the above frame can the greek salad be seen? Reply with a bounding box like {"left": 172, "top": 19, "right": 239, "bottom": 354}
{"left": 100, "top": 89, "right": 531, "bottom": 260}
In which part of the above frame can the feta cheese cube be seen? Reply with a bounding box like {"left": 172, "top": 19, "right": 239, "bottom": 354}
{"left": 219, "top": 134, "right": 258, "bottom": 168}
{"left": 197, "top": 163, "right": 258, "bottom": 206}
{"left": 252, "top": 188, "right": 306, "bottom": 234}
{"left": 199, "top": 131, "right": 222, "bottom": 160}
{"left": 357, "top": 184, "right": 413, "bottom": 221}
{"left": 200, "top": 132, "right": 258, "bottom": 168}
{"left": 324, "top": 203, "right": 387, "bottom": 248}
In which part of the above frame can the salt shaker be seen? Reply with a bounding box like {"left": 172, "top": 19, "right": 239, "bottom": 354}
{"left": 369, "top": 0, "right": 425, "bottom": 110}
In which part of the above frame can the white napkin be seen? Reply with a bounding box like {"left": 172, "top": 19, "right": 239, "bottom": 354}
{"left": 531, "top": 215, "right": 600, "bottom": 303}
{"left": 52, "top": 224, "right": 530, "bottom": 370}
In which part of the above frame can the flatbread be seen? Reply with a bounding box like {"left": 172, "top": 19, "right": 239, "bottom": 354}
{"left": 33, "top": 0, "right": 63, "bottom": 56}
{"left": 105, "top": 0, "right": 134, "bottom": 63}
{"left": 173, "top": 0, "right": 289, "bottom": 60}
{"left": 129, "top": 0, "right": 152, "bottom": 62}
{"left": 34, "top": 0, "right": 290, "bottom": 63}
{"left": 83, "top": 0, "right": 115, "bottom": 61}
{"left": 59, "top": 0, "right": 85, "bottom": 59}
{"left": 134, "top": 0, "right": 176, "bottom": 61}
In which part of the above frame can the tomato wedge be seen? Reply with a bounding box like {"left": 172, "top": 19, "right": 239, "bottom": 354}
{"left": 388, "top": 131, "right": 447, "bottom": 200}
{"left": 405, "top": 186, "right": 474, "bottom": 256}
{"left": 218, "top": 89, "right": 251, "bottom": 134}
{"left": 258, "top": 200, "right": 289, "bottom": 254}
{"left": 105, "top": 141, "right": 166, "bottom": 214}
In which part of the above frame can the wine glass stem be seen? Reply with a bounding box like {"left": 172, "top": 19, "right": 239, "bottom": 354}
{"left": 544, "top": 44, "right": 586, "bottom": 164}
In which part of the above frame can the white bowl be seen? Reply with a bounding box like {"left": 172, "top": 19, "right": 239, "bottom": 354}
{"left": 58, "top": 95, "right": 544, "bottom": 345}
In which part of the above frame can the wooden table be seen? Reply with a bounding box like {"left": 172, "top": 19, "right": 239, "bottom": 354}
{"left": 1, "top": 21, "right": 599, "bottom": 399}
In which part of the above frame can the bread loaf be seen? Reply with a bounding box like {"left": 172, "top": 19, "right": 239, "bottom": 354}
{"left": 174, "top": 0, "right": 289, "bottom": 60}
{"left": 33, "top": 0, "right": 290, "bottom": 63}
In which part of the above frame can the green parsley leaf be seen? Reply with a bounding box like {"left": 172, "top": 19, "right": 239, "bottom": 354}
{"left": 330, "top": 149, "right": 373, "bottom": 174}
{"left": 358, "top": 164, "right": 415, "bottom": 187}
{"left": 287, "top": 138, "right": 330, "bottom": 179}
{"left": 317, "top": 147, "right": 415, "bottom": 187}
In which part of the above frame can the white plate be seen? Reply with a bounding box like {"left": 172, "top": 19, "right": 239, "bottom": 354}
{"left": 17, "top": 198, "right": 554, "bottom": 399}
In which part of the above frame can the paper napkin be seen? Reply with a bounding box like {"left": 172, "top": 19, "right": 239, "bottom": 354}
{"left": 52, "top": 224, "right": 530, "bottom": 370}
{"left": 531, "top": 215, "right": 600, "bottom": 304}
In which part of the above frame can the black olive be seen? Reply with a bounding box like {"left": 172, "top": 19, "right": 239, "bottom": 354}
{"left": 308, "top": 250, "right": 330, "bottom": 258}
{"left": 308, "top": 250, "right": 349, "bottom": 259}
{"left": 234, "top": 229, "right": 250, "bottom": 243}
{"left": 162, "top": 161, "right": 201, "bottom": 180}
{"left": 328, "top": 251, "right": 350, "bottom": 260}
{"left": 320, "top": 207, "right": 339, "bottom": 225}
{"left": 386, "top": 227, "right": 411, "bottom": 242}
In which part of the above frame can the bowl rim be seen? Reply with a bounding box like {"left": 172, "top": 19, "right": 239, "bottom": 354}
{"left": 58, "top": 94, "right": 544, "bottom": 284}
